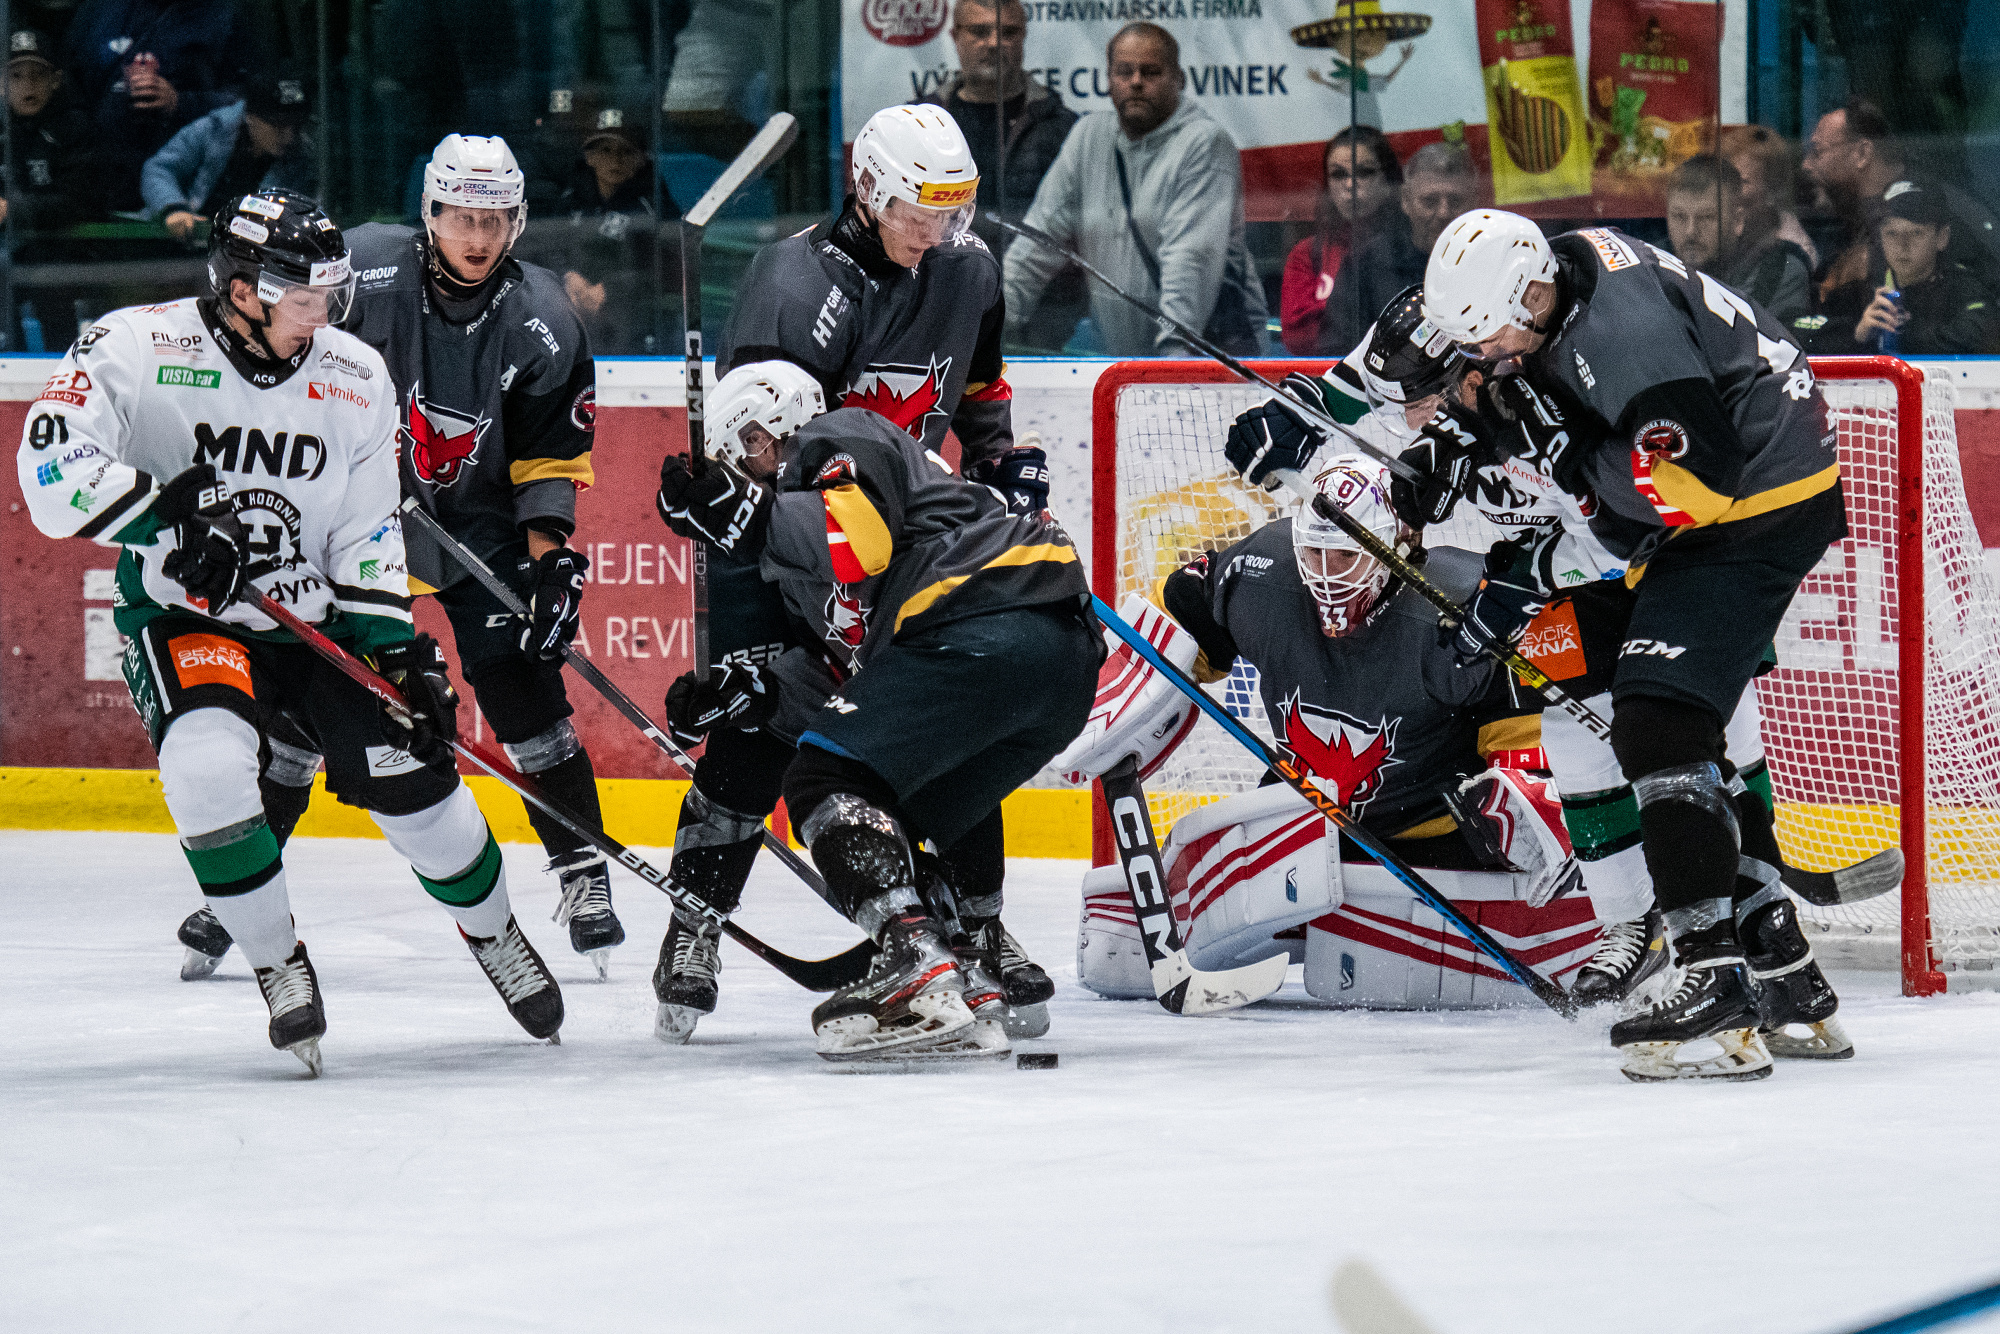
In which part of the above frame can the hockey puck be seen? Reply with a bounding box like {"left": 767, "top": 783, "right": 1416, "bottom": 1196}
{"left": 1016, "top": 1052, "right": 1058, "bottom": 1069}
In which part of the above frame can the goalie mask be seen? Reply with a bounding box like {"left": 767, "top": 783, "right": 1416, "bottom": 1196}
{"left": 850, "top": 105, "right": 978, "bottom": 255}
{"left": 707, "top": 360, "right": 827, "bottom": 474}
{"left": 1293, "top": 455, "right": 1414, "bottom": 639}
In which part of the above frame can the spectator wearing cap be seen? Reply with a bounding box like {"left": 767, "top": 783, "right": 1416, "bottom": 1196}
{"left": 1316, "top": 140, "right": 1475, "bottom": 355}
{"left": 1813, "top": 179, "right": 1998, "bottom": 355}
{"left": 142, "top": 75, "right": 314, "bottom": 241}
{"left": 541, "top": 110, "right": 673, "bottom": 354}
{"left": 1664, "top": 155, "right": 1813, "bottom": 327}
{"left": 1, "top": 29, "right": 103, "bottom": 238}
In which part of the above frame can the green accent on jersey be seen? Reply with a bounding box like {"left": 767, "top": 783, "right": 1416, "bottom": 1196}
{"left": 1561, "top": 786, "right": 1644, "bottom": 860}
{"left": 1740, "top": 759, "right": 1775, "bottom": 814}
{"left": 69, "top": 488, "right": 94, "bottom": 511}
{"left": 111, "top": 551, "right": 379, "bottom": 650}
{"left": 107, "top": 504, "right": 166, "bottom": 546}
{"left": 1310, "top": 372, "right": 1373, "bottom": 426}
{"left": 182, "top": 822, "right": 282, "bottom": 894}
{"left": 358, "top": 558, "right": 381, "bottom": 581}
{"left": 417, "top": 830, "right": 503, "bottom": 907}
{"left": 157, "top": 365, "right": 222, "bottom": 389}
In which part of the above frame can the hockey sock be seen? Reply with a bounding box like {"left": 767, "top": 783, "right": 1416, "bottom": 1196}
{"left": 939, "top": 807, "right": 1007, "bottom": 927}
{"left": 1738, "top": 759, "right": 1775, "bottom": 815}
{"left": 1612, "top": 697, "right": 1739, "bottom": 928}
{"left": 1560, "top": 787, "right": 1653, "bottom": 924}
{"left": 375, "top": 786, "right": 512, "bottom": 939}
{"left": 796, "top": 793, "right": 919, "bottom": 939}
{"left": 520, "top": 747, "right": 602, "bottom": 862}
{"left": 186, "top": 819, "right": 295, "bottom": 967}
{"left": 259, "top": 775, "right": 313, "bottom": 847}
{"left": 668, "top": 785, "right": 766, "bottom": 918}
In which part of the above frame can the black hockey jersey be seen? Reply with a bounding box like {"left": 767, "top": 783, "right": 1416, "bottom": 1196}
{"left": 1522, "top": 226, "right": 1841, "bottom": 566}
{"left": 342, "top": 224, "right": 597, "bottom": 591}
{"left": 719, "top": 201, "right": 1013, "bottom": 471}
{"left": 758, "top": 406, "right": 1085, "bottom": 673}
{"left": 1165, "top": 530, "right": 1529, "bottom": 839}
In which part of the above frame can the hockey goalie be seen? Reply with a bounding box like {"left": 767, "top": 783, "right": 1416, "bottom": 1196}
{"left": 1057, "top": 455, "right": 1605, "bottom": 1009}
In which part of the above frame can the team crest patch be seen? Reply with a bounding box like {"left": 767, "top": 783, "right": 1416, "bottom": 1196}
{"left": 570, "top": 385, "right": 595, "bottom": 432}
{"left": 824, "top": 586, "right": 870, "bottom": 656}
{"left": 401, "top": 382, "right": 492, "bottom": 487}
{"left": 1278, "top": 696, "right": 1400, "bottom": 810}
{"left": 1579, "top": 227, "right": 1640, "bottom": 271}
{"left": 168, "top": 633, "right": 254, "bottom": 694}
{"left": 844, "top": 355, "right": 951, "bottom": 442}
{"left": 1633, "top": 417, "right": 1690, "bottom": 459}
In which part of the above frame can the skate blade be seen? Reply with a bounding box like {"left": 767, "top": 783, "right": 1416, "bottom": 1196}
{"left": 1764, "top": 1015, "right": 1855, "bottom": 1060}
{"left": 285, "top": 1037, "right": 323, "bottom": 1078}
{"left": 817, "top": 989, "right": 975, "bottom": 1062}
{"left": 841, "top": 1016, "right": 1013, "bottom": 1064}
{"left": 654, "top": 1002, "right": 701, "bottom": 1045}
{"left": 1001, "top": 1001, "right": 1051, "bottom": 1040}
{"left": 180, "top": 948, "right": 224, "bottom": 982}
{"left": 1619, "top": 1029, "right": 1773, "bottom": 1083}
{"left": 588, "top": 949, "right": 611, "bottom": 982}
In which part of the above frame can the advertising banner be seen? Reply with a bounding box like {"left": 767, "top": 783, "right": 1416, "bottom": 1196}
{"left": 1477, "top": 0, "right": 1594, "bottom": 205}
{"left": 1587, "top": 0, "right": 1723, "bottom": 213}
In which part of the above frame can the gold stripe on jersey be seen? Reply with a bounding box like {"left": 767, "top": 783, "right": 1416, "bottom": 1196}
{"left": 1477, "top": 713, "right": 1543, "bottom": 761}
{"left": 893, "top": 541, "right": 1079, "bottom": 632}
{"left": 509, "top": 455, "right": 595, "bottom": 488}
{"left": 1392, "top": 813, "right": 1461, "bottom": 840}
{"left": 1650, "top": 458, "right": 1840, "bottom": 529}
{"left": 822, "top": 483, "right": 894, "bottom": 578}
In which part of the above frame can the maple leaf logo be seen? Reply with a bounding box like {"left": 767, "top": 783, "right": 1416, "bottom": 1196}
{"left": 1278, "top": 695, "right": 1400, "bottom": 811}
{"left": 400, "top": 382, "right": 491, "bottom": 487}
{"left": 843, "top": 356, "right": 951, "bottom": 441}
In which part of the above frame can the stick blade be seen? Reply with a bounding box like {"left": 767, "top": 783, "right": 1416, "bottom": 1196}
{"left": 1152, "top": 949, "right": 1288, "bottom": 1015}
{"left": 1330, "top": 1261, "right": 1442, "bottom": 1334}
{"left": 684, "top": 113, "right": 799, "bottom": 226}
{"left": 1782, "top": 847, "right": 1905, "bottom": 907}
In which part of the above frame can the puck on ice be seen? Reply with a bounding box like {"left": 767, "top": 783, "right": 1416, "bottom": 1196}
{"left": 1016, "top": 1053, "right": 1058, "bottom": 1069}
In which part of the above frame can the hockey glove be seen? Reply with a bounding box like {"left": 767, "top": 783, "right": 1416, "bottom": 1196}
{"left": 156, "top": 464, "right": 250, "bottom": 612}
{"left": 1389, "top": 405, "right": 1487, "bottom": 529}
{"left": 656, "top": 453, "right": 773, "bottom": 557}
{"left": 518, "top": 546, "right": 590, "bottom": 662}
{"left": 665, "top": 660, "right": 774, "bottom": 748}
{"left": 964, "top": 440, "right": 1051, "bottom": 516}
{"left": 1478, "top": 373, "right": 1576, "bottom": 479}
{"left": 1445, "top": 768, "right": 1584, "bottom": 908}
{"left": 1223, "top": 373, "right": 1328, "bottom": 488}
{"left": 1441, "top": 530, "right": 1559, "bottom": 668}
{"left": 369, "top": 633, "right": 460, "bottom": 774}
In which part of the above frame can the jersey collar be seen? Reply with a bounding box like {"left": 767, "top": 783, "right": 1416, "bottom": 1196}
{"left": 199, "top": 297, "right": 314, "bottom": 390}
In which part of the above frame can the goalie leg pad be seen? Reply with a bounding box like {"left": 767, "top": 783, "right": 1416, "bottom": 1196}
{"left": 1053, "top": 593, "right": 1202, "bottom": 783}
{"left": 1160, "top": 784, "right": 1337, "bottom": 972}
{"left": 1076, "top": 863, "right": 1156, "bottom": 998}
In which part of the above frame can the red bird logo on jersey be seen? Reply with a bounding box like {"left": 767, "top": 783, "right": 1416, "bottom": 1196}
{"left": 825, "top": 587, "right": 870, "bottom": 658}
{"left": 400, "top": 383, "right": 492, "bottom": 487}
{"left": 843, "top": 356, "right": 951, "bottom": 441}
{"left": 1278, "top": 696, "right": 1401, "bottom": 810}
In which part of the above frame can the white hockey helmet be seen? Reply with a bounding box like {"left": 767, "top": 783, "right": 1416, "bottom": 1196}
{"left": 1292, "top": 454, "right": 1414, "bottom": 638}
{"left": 850, "top": 105, "right": 978, "bottom": 253}
{"left": 1423, "top": 209, "right": 1558, "bottom": 348}
{"left": 707, "top": 360, "right": 826, "bottom": 468}
{"left": 422, "top": 134, "right": 527, "bottom": 247}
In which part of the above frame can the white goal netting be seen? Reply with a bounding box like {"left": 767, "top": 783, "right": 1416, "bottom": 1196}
{"left": 1096, "top": 361, "right": 2000, "bottom": 993}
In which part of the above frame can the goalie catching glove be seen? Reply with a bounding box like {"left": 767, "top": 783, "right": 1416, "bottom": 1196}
{"left": 155, "top": 464, "right": 251, "bottom": 612}
{"left": 1223, "top": 373, "right": 1331, "bottom": 489}
{"left": 368, "top": 633, "right": 460, "bottom": 774}
{"left": 1445, "top": 766, "right": 1583, "bottom": 909}
{"left": 1052, "top": 594, "right": 1203, "bottom": 783}
{"left": 664, "top": 660, "right": 774, "bottom": 748}
{"left": 656, "top": 453, "right": 772, "bottom": 557}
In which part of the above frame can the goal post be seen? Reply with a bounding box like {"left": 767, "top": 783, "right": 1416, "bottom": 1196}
{"left": 1090, "top": 355, "right": 2000, "bottom": 997}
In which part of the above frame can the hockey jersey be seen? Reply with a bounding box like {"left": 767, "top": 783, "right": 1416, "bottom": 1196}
{"left": 14, "top": 297, "right": 414, "bottom": 653}
{"left": 719, "top": 201, "right": 1013, "bottom": 471}
{"left": 342, "top": 224, "right": 596, "bottom": 591}
{"left": 759, "top": 406, "right": 1086, "bottom": 674}
{"left": 1164, "top": 528, "right": 1530, "bottom": 839}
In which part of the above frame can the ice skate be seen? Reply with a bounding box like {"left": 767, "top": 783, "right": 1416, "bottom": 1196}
{"left": 178, "top": 904, "right": 234, "bottom": 981}
{"left": 254, "top": 942, "right": 325, "bottom": 1077}
{"left": 812, "top": 912, "right": 985, "bottom": 1062}
{"left": 991, "top": 920, "right": 1055, "bottom": 1008}
{"left": 653, "top": 913, "right": 721, "bottom": 1045}
{"left": 950, "top": 935, "right": 1017, "bottom": 1058}
{"left": 463, "top": 916, "right": 565, "bottom": 1041}
{"left": 1569, "top": 909, "right": 1668, "bottom": 1006}
{"left": 551, "top": 851, "right": 624, "bottom": 979}
{"left": 1743, "top": 895, "right": 1853, "bottom": 1060}
{"left": 1610, "top": 957, "right": 1773, "bottom": 1083}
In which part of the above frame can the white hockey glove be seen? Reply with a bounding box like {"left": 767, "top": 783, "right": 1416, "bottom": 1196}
{"left": 1053, "top": 594, "right": 1202, "bottom": 783}
{"left": 1448, "top": 766, "right": 1583, "bottom": 909}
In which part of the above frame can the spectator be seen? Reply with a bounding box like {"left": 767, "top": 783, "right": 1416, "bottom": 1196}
{"left": 1003, "top": 21, "right": 1266, "bottom": 356}
{"left": 1816, "top": 178, "right": 1998, "bottom": 355}
{"left": 544, "top": 109, "right": 671, "bottom": 354}
{"left": 143, "top": 75, "right": 313, "bottom": 240}
{"left": 1317, "top": 140, "right": 1473, "bottom": 355}
{"left": 1721, "top": 123, "right": 1818, "bottom": 269}
{"left": 1664, "top": 155, "right": 1812, "bottom": 327}
{"left": 63, "top": 0, "right": 264, "bottom": 212}
{"left": 1279, "top": 126, "right": 1400, "bottom": 354}
{"left": 1, "top": 29, "right": 101, "bottom": 237}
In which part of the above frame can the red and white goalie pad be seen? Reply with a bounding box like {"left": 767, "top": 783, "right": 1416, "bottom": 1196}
{"left": 1449, "top": 767, "right": 1583, "bottom": 909}
{"left": 1163, "top": 784, "right": 1336, "bottom": 972}
{"left": 1076, "top": 863, "right": 1154, "bottom": 999}
{"left": 1054, "top": 594, "right": 1201, "bottom": 783}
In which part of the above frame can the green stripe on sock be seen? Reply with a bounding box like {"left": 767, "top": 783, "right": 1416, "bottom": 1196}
{"left": 1562, "top": 787, "right": 1642, "bottom": 861}
{"left": 1741, "top": 760, "right": 1774, "bottom": 814}
{"left": 184, "top": 824, "right": 282, "bottom": 895}
{"left": 417, "top": 831, "right": 503, "bottom": 907}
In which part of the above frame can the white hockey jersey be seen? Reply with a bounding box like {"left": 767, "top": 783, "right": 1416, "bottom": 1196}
{"left": 14, "top": 297, "right": 415, "bottom": 651}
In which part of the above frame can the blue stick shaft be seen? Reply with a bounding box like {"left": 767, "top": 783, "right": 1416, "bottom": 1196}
{"left": 1841, "top": 1281, "right": 2000, "bottom": 1334}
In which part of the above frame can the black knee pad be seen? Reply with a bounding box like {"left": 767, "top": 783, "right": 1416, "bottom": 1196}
{"left": 783, "top": 742, "right": 900, "bottom": 838}
{"left": 796, "top": 794, "right": 916, "bottom": 925}
{"left": 1609, "top": 695, "right": 1725, "bottom": 781}
{"left": 464, "top": 656, "right": 572, "bottom": 746}
{"left": 667, "top": 782, "right": 773, "bottom": 917}
{"left": 694, "top": 726, "right": 793, "bottom": 818}
{"left": 1614, "top": 697, "right": 1741, "bottom": 920}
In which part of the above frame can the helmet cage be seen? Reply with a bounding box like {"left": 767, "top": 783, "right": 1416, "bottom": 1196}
{"left": 1293, "top": 455, "right": 1413, "bottom": 638}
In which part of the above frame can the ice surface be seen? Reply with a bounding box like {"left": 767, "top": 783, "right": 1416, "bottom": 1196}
{"left": 3, "top": 830, "right": 1999, "bottom": 1334}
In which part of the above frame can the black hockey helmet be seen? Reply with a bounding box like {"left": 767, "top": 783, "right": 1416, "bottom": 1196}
{"left": 206, "top": 190, "right": 355, "bottom": 326}
{"left": 1362, "top": 284, "right": 1466, "bottom": 406}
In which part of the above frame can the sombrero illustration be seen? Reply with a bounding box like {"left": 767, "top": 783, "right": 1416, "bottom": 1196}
{"left": 1291, "top": 1, "right": 1433, "bottom": 54}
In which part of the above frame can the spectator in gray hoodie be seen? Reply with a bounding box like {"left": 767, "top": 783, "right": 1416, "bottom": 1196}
{"left": 1003, "top": 21, "right": 1266, "bottom": 356}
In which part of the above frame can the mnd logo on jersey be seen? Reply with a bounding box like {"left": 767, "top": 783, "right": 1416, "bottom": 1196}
{"left": 1278, "top": 695, "right": 1400, "bottom": 810}
{"left": 401, "top": 384, "right": 491, "bottom": 487}
{"left": 193, "top": 424, "right": 329, "bottom": 482}
{"left": 844, "top": 356, "right": 951, "bottom": 441}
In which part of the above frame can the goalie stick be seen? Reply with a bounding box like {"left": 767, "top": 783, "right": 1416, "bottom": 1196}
{"left": 1098, "top": 757, "right": 1289, "bottom": 1015}
{"left": 239, "top": 588, "right": 873, "bottom": 992}
{"left": 681, "top": 112, "right": 800, "bottom": 684}
{"left": 1093, "top": 596, "right": 1579, "bottom": 1018}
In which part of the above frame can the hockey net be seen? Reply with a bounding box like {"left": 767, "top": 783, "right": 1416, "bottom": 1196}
{"left": 1090, "top": 358, "right": 2000, "bottom": 995}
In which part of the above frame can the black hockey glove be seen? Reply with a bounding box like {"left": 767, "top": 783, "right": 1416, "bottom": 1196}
{"left": 1478, "top": 373, "right": 1576, "bottom": 478}
{"left": 369, "top": 633, "right": 460, "bottom": 774}
{"left": 665, "top": 660, "right": 774, "bottom": 748}
{"left": 1440, "top": 530, "right": 1559, "bottom": 668}
{"left": 656, "top": 453, "right": 773, "bottom": 557}
{"left": 155, "top": 464, "right": 250, "bottom": 612}
{"left": 965, "top": 443, "right": 1051, "bottom": 516}
{"left": 1389, "top": 405, "right": 1488, "bottom": 529}
{"left": 1224, "top": 373, "right": 1327, "bottom": 488}
{"left": 518, "top": 546, "right": 590, "bottom": 662}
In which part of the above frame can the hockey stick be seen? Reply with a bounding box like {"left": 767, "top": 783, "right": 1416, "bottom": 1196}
{"left": 240, "top": 589, "right": 873, "bottom": 991}
{"left": 681, "top": 113, "right": 800, "bottom": 685}
{"left": 1098, "top": 757, "right": 1289, "bottom": 1015}
{"left": 1093, "top": 596, "right": 1579, "bottom": 1018}
{"left": 1838, "top": 1275, "right": 2000, "bottom": 1334}
{"left": 396, "top": 498, "right": 844, "bottom": 916}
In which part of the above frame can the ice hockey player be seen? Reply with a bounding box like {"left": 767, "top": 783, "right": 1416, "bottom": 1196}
{"left": 656, "top": 360, "right": 1099, "bottom": 1061}
{"left": 18, "top": 191, "right": 564, "bottom": 1072}
{"left": 340, "top": 134, "right": 624, "bottom": 972}
{"left": 1408, "top": 210, "right": 1849, "bottom": 1081}
{"left": 647, "top": 106, "right": 1055, "bottom": 1043}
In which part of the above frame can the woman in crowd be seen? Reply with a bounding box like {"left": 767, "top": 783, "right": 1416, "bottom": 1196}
{"left": 1279, "top": 126, "right": 1400, "bottom": 354}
